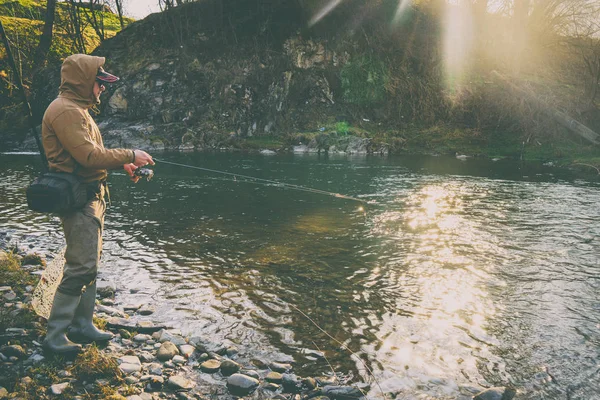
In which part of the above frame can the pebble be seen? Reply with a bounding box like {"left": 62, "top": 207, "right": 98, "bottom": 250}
{"left": 322, "top": 385, "right": 364, "bottom": 399}
{"left": 265, "top": 382, "right": 280, "bottom": 391}
{"left": 179, "top": 344, "right": 195, "bottom": 358}
{"left": 1, "top": 345, "right": 26, "bottom": 359}
{"left": 0, "top": 286, "right": 11, "bottom": 292}
{"left": 28, "top": 354, "right": 45, "bottom": 364}
{"left": 133, "top": 334, "right": 152, "bottom": 343}
{"left": 225, "top": 346, "right": 239, "bottom": 356}
{"left": 50, "top": 382, "right": 70, "bottom": 395}
{"left": 227, "top": 373, "right": 259, "bottom": 396}
{"left": 172, "top": 355, "right": 186, "bottom": 365}
{"left": 241, "top": 369, "right": 260, "bottom": 380}
{"left": 138, "top": 351, "right": 154, "bottom": 362}
{"left": 200, "top": 359, "right": 221, "bottom": 373}
{"left": 125, "top": 376, "right": 139, "bottom": 384}
{"left": 20, "top": 377, "right": 33, "bottom": 385}
{"left": 157, "top": 341, "right": 179, "bottom": 361}
{"left": 123, "top": 304, "right": 143, "bottom": 311}
{"left": 302, "top": 377, "right": 317, "bottom": 390}
{"left": 3, "top": 291, "right": 16, "bottom": 301}
{"left": 220, "top": 359, "right": 241, "bottom": 376}
{"left": 58, "top": 370, "right": 72, "bottom": 378}
{"left": 118, "top": 329, "right": 132, "bottom": 339}
{"left": 269, "top": 362, "right": 292, "bottom": 372}
{"left": 147, "top": 363, "right": 163, "bottom": 376}
{"left": 266, "top": 371, "right": 283, "bottom": 383}
{"left": 5, "top": 328, "right": 27, "bottom": 335}
{"left": 138, "top": 305, "right": 155, "bottom": 315}
{"left": 0, "top": 387, "right": 7, "bottom": 399}
{"left": 118, "top": 355, "right": 142, "bottom": 375}
{"left": 167, "top": 375, "right": 195, "bottom": 391}
{"left": 158, "top": 330, "right": 187, "bottom": 346}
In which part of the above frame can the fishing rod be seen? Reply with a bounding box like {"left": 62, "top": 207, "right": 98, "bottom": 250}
{"left": 153, "top": 158, "right": 374, "bottom": 205}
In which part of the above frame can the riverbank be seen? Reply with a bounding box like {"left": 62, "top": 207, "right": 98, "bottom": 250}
{"left": 0, "top": 250, "right": 369, "bottom": 399}
{"left": 0, "top": 247, "right": 519, "bottom": 400}
{"left": 7, "top": 125, "right": 600, "bottom": 181}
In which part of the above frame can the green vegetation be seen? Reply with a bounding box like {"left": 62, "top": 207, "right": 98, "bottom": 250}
{"left": 340, "top": 56, "right": 389, "bottom": 105}
{"left": 0, "top": 0, "right": 133, "bottom": 135}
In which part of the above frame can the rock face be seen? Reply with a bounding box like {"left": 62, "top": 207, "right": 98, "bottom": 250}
{"left": 26, "top": 0, "right": 389, "bottom": 155}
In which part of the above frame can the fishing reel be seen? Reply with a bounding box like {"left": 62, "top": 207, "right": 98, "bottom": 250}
{"left": 134, "top": 167, "right": 154, "bottom": 181}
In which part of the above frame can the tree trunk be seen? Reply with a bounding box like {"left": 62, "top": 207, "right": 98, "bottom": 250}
{"left": 32, "top": 0, "right": 56, "bottom": 72}
{"left": 114, "top": 0, "right": 125, "bottom": 29}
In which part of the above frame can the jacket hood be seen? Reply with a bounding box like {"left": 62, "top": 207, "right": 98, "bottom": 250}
{"left": 59, "top": 54, "right": 105, "bottom": 107}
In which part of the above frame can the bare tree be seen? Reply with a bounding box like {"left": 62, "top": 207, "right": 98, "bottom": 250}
{"left": 83, "top": 0, "right": 106, "bottom": 41}
{"left": 113, "top": 0, "right": 125, "bottom": 29}
{"left": 65, "top": 0, "right": 88, "bottom": 53}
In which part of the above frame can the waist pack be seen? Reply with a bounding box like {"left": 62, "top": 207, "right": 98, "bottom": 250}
{"left": 26, "top": 172, "right": 89, "bottom": 213}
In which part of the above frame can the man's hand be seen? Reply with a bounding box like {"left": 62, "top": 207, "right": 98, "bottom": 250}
{"left": 133, "top": 150, "right": 154, "bottom": 167}
{"left": 123, "top": 163, "right": 140, "bottom": 183}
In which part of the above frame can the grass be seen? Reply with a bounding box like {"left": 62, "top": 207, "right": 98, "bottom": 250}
{"left": 0, "top": 251, "right": 37, "bottom": 294}
{"left": 72, "top": 344, "right": 123, "bottom": 383}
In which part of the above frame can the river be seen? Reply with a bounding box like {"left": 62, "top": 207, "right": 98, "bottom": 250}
{"left": 1, "top": 152, "right": 599, "bottom": 399}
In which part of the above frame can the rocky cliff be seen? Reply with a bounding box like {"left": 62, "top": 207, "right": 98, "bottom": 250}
{"left": 28, "top": 0, "right": 397, "bottom": 154}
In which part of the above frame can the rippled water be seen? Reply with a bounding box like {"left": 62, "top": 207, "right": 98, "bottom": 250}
{"left": 1, "top": 152, "right": 599, "bottom": 399}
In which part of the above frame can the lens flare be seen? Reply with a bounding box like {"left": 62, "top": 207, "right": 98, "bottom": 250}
{"left": 442, "top": 2, "right": 474, "bottom": 92}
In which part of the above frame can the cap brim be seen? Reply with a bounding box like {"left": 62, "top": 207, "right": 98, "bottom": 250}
{"left": 97, "top": 70, "right": 120, "bottom": 83}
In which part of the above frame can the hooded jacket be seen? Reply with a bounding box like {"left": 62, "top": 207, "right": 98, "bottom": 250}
{"left": 42, "top": 54, "right": 134, "bottom": 183}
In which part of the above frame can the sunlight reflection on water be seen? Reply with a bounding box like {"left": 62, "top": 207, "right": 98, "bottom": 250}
{"left": 1, "top": 153, "right": 599, "bottom": 399}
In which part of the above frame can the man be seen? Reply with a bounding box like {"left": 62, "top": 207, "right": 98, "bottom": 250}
{"left": 41, "top": 54, "right": 153, "bottom": 354}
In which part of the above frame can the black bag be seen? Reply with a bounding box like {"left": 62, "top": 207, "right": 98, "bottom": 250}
{"left": 26, "top": 172, "right": 88, "bottom": 213}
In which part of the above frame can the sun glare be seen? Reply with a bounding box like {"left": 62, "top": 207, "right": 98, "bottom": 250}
{"left": 393, "top": 0, "right": 412, "bottom": 26}
{"left": 309, "top": 0, "right": 344, "bottom": 27}
{"left": 442, "top": 2, "right": 474, "bottom": 91}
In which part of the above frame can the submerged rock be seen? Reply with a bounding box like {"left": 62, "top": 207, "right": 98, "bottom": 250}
{"left": 473, "top": 387, "right": 516, "bottom": 400}
{"left": 322, "top": 385, "right": 365, "bottom": 399}
{"left": 227, "top": 373, "right": 259, "bottom": 396}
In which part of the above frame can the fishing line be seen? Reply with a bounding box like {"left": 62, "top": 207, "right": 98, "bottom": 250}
{"left": 153, "top": 158, "right": 373, "bottom": 205}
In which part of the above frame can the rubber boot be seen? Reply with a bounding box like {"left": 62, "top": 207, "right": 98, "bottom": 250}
{"left": 68, "top": 282, "right": 114, "bottom": 342}
{"left": 43, "top": 291, "right": 83, "bottom": 355}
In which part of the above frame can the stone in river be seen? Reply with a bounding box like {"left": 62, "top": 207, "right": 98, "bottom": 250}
{"left": 322, "top": 385, "right": 364, "bottom": 399}
{"left": 167, "top": 375, "right": 195, "bottom": 391}
{"left": 200, "top": 359, "right": 221, "bottom": 373}
{"left": 473, "top": 387, "right": 516, "bottom": 400}
{"left": 123, "top": 304, "right": 143, "bottom": 311}
{"left": 138, "top": 305, "right": 155, "bottom": 315}
{"left": 269, "top": 362, "right": 292, "bottom": 372}
{"left": 219, "top": 359, "right": 241, "bottom": 376}
{"left": 226, "top": 373, "right": 259, "bottom": 396}
{"left": 265, "top": 371, "right": 283, "bottom": 383}
{"left": 157, "top": 341, "right": 179, "bottom": 361}
{"left": 301, "top": 377, "right": 317, "bottom": 390}
{"left": 158, "top": 330, "right": 187, "bottom": 346}
{"left": 264, "top": 382, "right": 280, "bottom": 391}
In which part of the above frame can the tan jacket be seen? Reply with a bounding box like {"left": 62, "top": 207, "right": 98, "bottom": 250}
{"left": 42, "top": 54, "right": 133, "bottom": 183}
